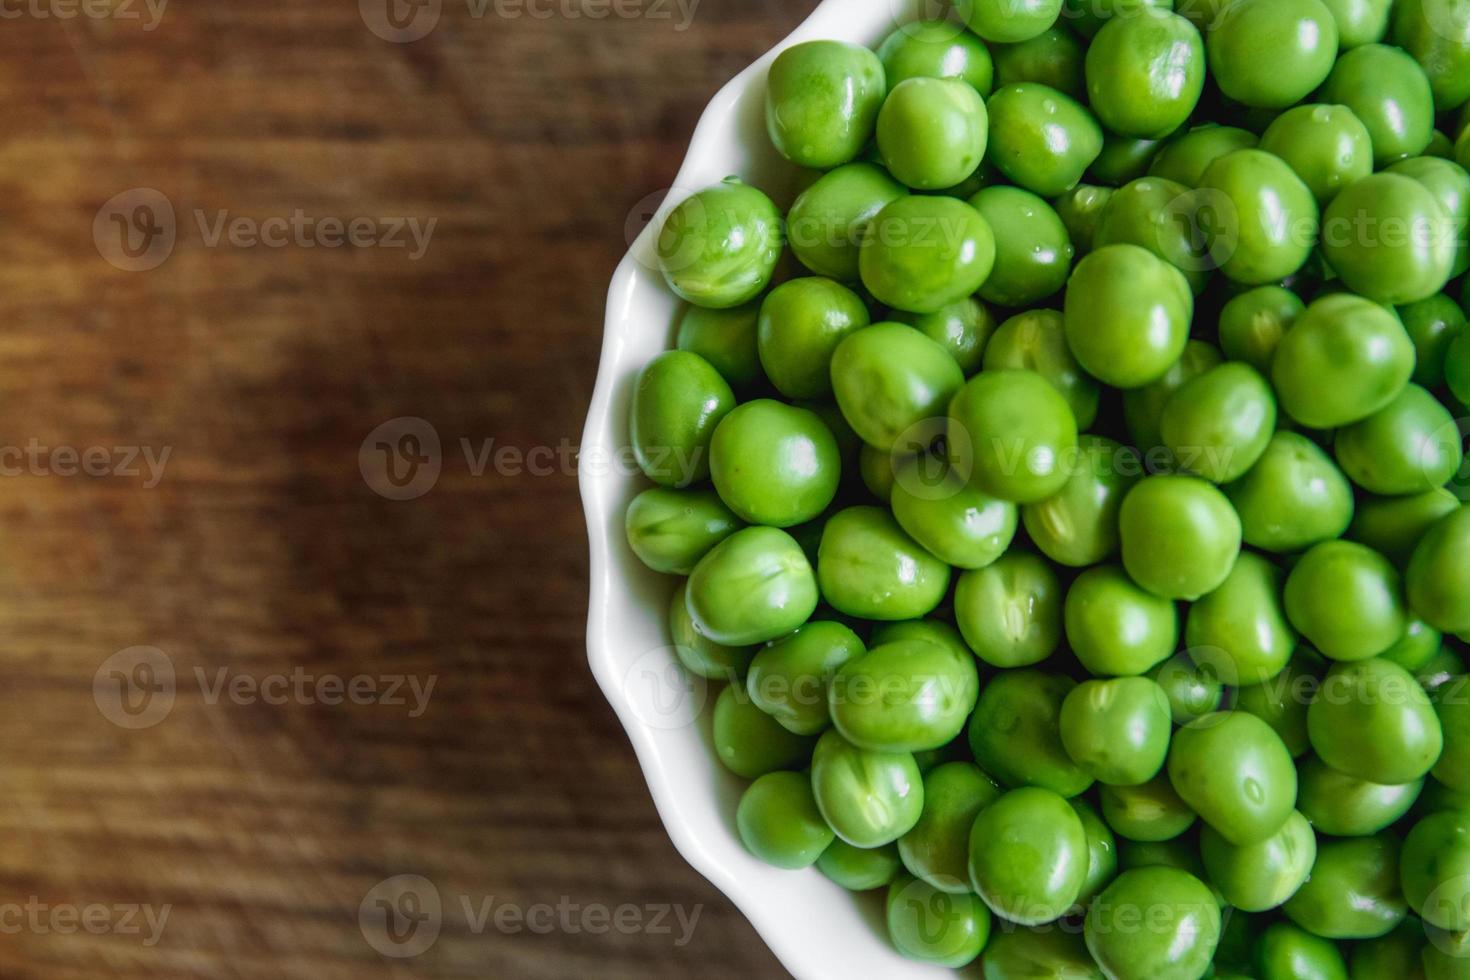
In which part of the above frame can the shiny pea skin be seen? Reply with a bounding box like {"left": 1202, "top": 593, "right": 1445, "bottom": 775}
{"left": 983, "top": 309, "right": 1098, "bottom": 429}
{"left": 1321, "top": 173, "right": 1456, "bottom": 306}
{"left": 1398, "top": 293, "right": 1468, "bottom": 387}
{"left": 1099, "top": 772, "right": 1198, "bottom": 842}
{"left": 1387, "top": 157, "right": 1470, "bottom": 278}
{"left": 657, "top": 179, "right": 783, "bottom": 309}
{"left": 1256, "top": 921, "right": 1350, "bottom": 980}
{"left": 1201, "top": 810, "right": 1316, "bottom": 912}
{"left": 817, "top": 839, "right": 901, "bottom": 891}
{"left": 811, "top": 728, "right": 924, "bottom": 847}
{"left": 1168, "top": 711, "right": 1298, "bottom": 845}
{"left": 1123, "top": 339, "right": 1222, "bottom": 453}
{"left": 891, "top": 297, "right": 995, "bottom": 375}
{"left": 756, "top": 277, "right": 869, "bottom": 399}
{"left": 985, "top": 83, "right": 1104, "bottom": 197}
{"left": 992, "top": 26, "right": 1085, "bottom": 98}
{"left": 968, "top": 669, "right": 1093, "bottom": 797}
{"left": 1260, "top": 104, "right": 1374, "bottom": 205}
{"left": 1217, "top": 285, "right": 1303, "bottom": 372}
{"left": 1150, "top": 652, "right": 1225, "bottom": 726}
{"left": 876, "top": 21, "right": 994, "bottom": 93}
{"left": 626, "top": 487, "right": 742, "bottom": 575}
{"left": 1407, "top": 506, "right": 1470, "bottom": 634}
{"left": 953, "top": 552, "right": 1062, "bottom": 668}
{"left": 1402, "top": 809, "right": 1470, "bottom": 931}
{"left": 877, "top": 77, "right": 988, "bottom": 190}
{"left": 1319, "top": 43, "right": 1436, "bottom": 166}
{"left": 1226, "top": 431, "right": 1356, "bottom": 554}
{"left": 1271, "top": 293, "right": 1417, "bottom": 428}
{"left": 966, "top": 0, "right": 1063, "bottom": 43}
{"left": 713, "top": 684, "right": 817, "bottom": 778}
{"left": 1349, "top": 488, "right": 1459, "bottom": 566}
{"left": 737, "top": 770, "right": 834, "bottom": 869}
{"left": 969, "top": 786, "right": 1089, "bottom": 925}
{"left": 669, "top": 581, "right": 756, "bottom": 680}
{"left": 1207, "top": 0, "right": 1339, "bottom": 108}
{"left": 765, "top": 40, "right": 886, "bottom": 169}
{"left": 831, "top": 322, "right": 965, "bottom": 452}
{"left": 1063, "top": 243, "right": 1193, "bottom": 388}
{"left": 1286, "top": 542, "right": 1409, "bottom": 662}
{"left": 1148, "top": 124, "right": 1258, "bottom": 187}
{"left": 1120, "top": 475, "right": 1242, "bottom": 601}
{"left": 886, "top": 875, "right": 992, "bottom": 967}
{"left": 1199, "top": 148, "right": 1319, "bottom": 286}
{"left": 859, "top": 195, "right": 996, "bottom": 314}
{"left": 1022, "top": 435, "right": 1138, "bottom": 568}
{"left": 630, "top": 350, "right": 734, "bottom": 487}
{"left": 1393, "top": 0, "right": 1470, "bottom": 111}
{"left": 1054, "top": 183, "right": 1113, "bottom": 254}
{"left": 948, "top": 369, "right": 1079, "bottom": 503}
{"left": 1084, "top": 867, "right": 1221, "bottom": 980}
{"left": 709, "top": 399, "right": 840, "bottom": 527}
{"left": 1307, "top": 657, "right": 1443, "bottom": 783}
{"left": 1187, "top": 554, "right": 1293, "bottom": 691}
{"left": 830, "top": 639, "right": 980, "bottom": 753}
{"left": 967, "top": 187, "right": 1074, "bottom": 307}
{"left": 899, "top": 761, "right": 1003, "bottom": 893}
{"left": 890, "top": 454, "right": 1018, "bottom": 570}
{"left": 1161, "top": 361, "right": 1277, "bottom": 483}
{"left": 1297, "top": 754, "right": 1424, "bottom": 836}
{"left": 1063, "top": 564, "right": 1179, "bottom": 677}
{"left": 786, "top": 162, "right": 907, "bottom": 282}
{"left": 1336, "top": 384, "right": 1462, "bottom": 495}
{"left": 1059, "top": 676, "right": 1172, "bottom": 786}
{"left": 676, "top": 300, "right": 764, "bottom": 392}
{"left": 1320, "top": 0, "right": 1393, "bottom": 47}
{"left": 746, "top": 620, "right": 865, "bottom": 735}
{"left": 1092, "top": 176, "right": 1210, "bottom": 294}
{"left": 1085, "top": 8, "right": 1204, "bottom": 139}
{"left": 816, "top": 505, "right": 951, "bottom": 621}
{"left": 1380, "top": 615, "right": 1444, "bottom": 673}
{"left": 1283, "top": 833, "right": 1409, "bottom": 939}
{"left": 686, "top": 526, "right": 819, "bottom": 645}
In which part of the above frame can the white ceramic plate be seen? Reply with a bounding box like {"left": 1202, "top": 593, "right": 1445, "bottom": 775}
{"left": 579, "top": 1, "right": 960, "bottom": 977}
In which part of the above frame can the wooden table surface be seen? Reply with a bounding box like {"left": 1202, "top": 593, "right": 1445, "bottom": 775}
{"left": 0, "top": 1, "right": 817, "bottom": 975}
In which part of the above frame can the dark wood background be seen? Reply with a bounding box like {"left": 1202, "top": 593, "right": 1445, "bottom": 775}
{"left": 0, "top": 0, "right": 816, "bottom": 975}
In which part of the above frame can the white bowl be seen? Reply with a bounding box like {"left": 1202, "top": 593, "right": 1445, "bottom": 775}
{"left": 580, "top": 2, "right": 959, "bottom": 977}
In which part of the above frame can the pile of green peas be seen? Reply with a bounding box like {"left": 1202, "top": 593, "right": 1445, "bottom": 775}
{"left": 625, "top": 0, "right": 1470, "bottom": 975}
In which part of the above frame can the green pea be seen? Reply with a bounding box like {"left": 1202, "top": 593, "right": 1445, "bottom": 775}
{"left": 876, "top": 21, "right": 994, "bottom": 94}
{"left": 1161, "top": 362, "right": 1277, "bottom": 483}
{"left": 1063, "top": 0, "right": 1172, "bottom": 38}
{"left": 1059, "top": 676, "right": 1172, "bottom": 785}
{"left": 1063, "top": 565, "right": 1179, "bottom": 677}
{"left": 1336, "top": 384, "right": 1462, "bottom": 496}
{"left": 1320, "top": 0, "right": 1393, "bottom": 47}
{"left": 830, "top": 323, "right": 965, "bottom": 455}
{"left": 1085, "top": 867, "right": 1220, "bottom": 979}
{"left": 676, "top": 300, "right": 764, "bottom": 392}
{"left": 969, "top": 669, "right": 1093, "bottom": 796}
{"left": 1260, "top": 104, "right": 1375, "bottom": 205}
{"left": 669, "top": 581, "right": 756, "bottom": 680}
{"left": 1065, "top": 243, "right": 1194, "bottom": 388}
{"left": 992, "top": 26, "right": 1085, "bottom": 98}
{"left": 1200, "top": 149, "right": 1319, "bottom": 285}
{"left": 713, "top": 684, "right": 816, "bottom": 779}
{"left": 1169, "top": 711, "right": 1297, "bottom": 845}
{"left": 899, "top": 761, "right": 1004, "bottom": 892}
{"left": 818, "top": 839, "right": 902, "bottom": 891}
{"left": 969, "top": 786, "right": 1088, "bottom": 925}
{"left": 754, "top": 277, "right": 868, "bottom": 400}
{"left": 860, "top": 195, "right": 996, "bottom": 314}
{"left": 966, "top": 0, "right": 1063, "bottom": 43}
{"left": 980, "top": 926, "right": 1102, "bottom": 979}
{"left": 1092, "top": 176, "right": 1209, "bottom": 294}
{"left": 709, "top": 400, "right": 840, "bottom": 527}
{"left": 1100, "top": 772, "right": 1198, "bottom": 842}
{"left": 1226, "top": 431, "right": 1356, "bottom": 554}
{"left": 1403, "top": 810, "right": 1470, "bottom": 931}
{"left": 1321, "top": 173, "right": 1456, "bottom": 306}
{"left": 686, "top": 526, "right": 819, "bottom": 645}
{"left": 1235, "top": 651, "right": 1322, "bottom": 757}
{"left": 1054, "top": 183, "right": 1114, "bottom": 254}
{"left": 877, "top": 77, "right": 988, "bottom": 191}
{"left": 765, "top": 40, "right": 886, "bottom": 169}
{"left": 967, "top": 187, "right": 1075, "bottom": 307}
{"left": 1319, "top": 43, "right": 1436, "bottom": 166}
{"left": 1435, "top": 692, "right": 1470, "bottom": 794}
{"left": 986, "top": 83, "right": 1104, "bottom": 197}
{"left": 1382, "top": 616, "right": 1445, "bottom": 673}
{"left": 746, "top": 620, "right": 865, "bottom": 735}
{"left": 817, "top": 505, "right": 951, "bottom": 621}
{"left": 890, "top": 455, "right": 1018, "bottom": 569}
{"left": 891, "top": 297, "right": 996, "bottom": 375}
{"left": 1309, "top": 658, "right": 1443, "bottom": 783}
{"left": 1349, "top": 489, "right": 1461, "bottom": 567}
{"left": 656, "top": 179, "right": 783, "bottom": 309}
{"left": 1286, "top": 542, "right": 1409, "bottom": 662}
{"left": 1085, "top": 8, "right": 1203, "bottom": 139}
{"left": 786, "top": 162, "right": 908, "bottom": 282}
{"left": 1148, "top": 124, "right": 1259, "bottom": 188}
{"left": 1393, "top": 0, "right": 1470, "bottom": 111}
{"left": 1123, "top": 339, "right": 1223, "bottom": 454}
{"left": 1397, "top": 293, "right": 1468, "bottom": 387}
{"left": 983, "top": 309, "right": 1099, "bottom": 429}
{"left": 1207, "top": 0, "right": 1338, "bottom": 108}
{"left": 1120, "top": 475, "right": 1242, "bottom": 601}
{"left": 1271, "top": 293, "right": 1417, "bottom": 429}
{"left": 1256, "top": 921, "right": 1350, "bottom": 980}
{"left": 954, "top": 552, "right": 1062, "bottom": 668}
{"left": 625, "top": 487, "right": 741, "bottom": 575}
{"left": 1408, "top": 506, "right": 1470, "bottom": 634}
{"left": 1284, "top": 833, "right": 1409, "bottom": 939}
{"left": 1088, "top": 135, "right": 1164, "bottom": 187}
{"left": 948, "top": 369, "right": 1079, "bottom": 503}
{"left": 886, "top": 875, "right": 992, "bottom": 966}
{"left": 1297, "top": 754, "right": 1424, "bottom": 836}
{"left": 1150, "top": 652, "right": 1225, "bottom": 725}
{"left": 1349, "top": 921, "right": 1427, "bottom": 980}
{"left": 1388, "top": 157, "right": 1470, "bottom": 278}
{"left": 1023, "top": 435, "right": 1138, "bottom": 568}
{"left": 1218, "top": 285, "right": 1304, "bottom": 372}
{"left": 830, "top": 639, "right": 980, "bottom": 753}
{"left": 736, "top": 770, "right": 834, "bottom": 869}
{"left": 811, "top": 728, "right": 924, "bottom": 847}
{"left": 1202, "top": 809, "right": 1315, "bottom": 911}
{"left": 1186, "top": 551, "right": 1296, "bottom": 687}
{"left": 630, "top": 350, "right": 734, "bottom": 488}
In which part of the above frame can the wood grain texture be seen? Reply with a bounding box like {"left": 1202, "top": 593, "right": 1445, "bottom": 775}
{"left": 0, "top": 0, "right": 816, "bottom": 975}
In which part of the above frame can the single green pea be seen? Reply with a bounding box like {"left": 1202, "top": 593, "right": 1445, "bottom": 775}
{"left": 1382, "top": 616, "right": 1445, "bottom": 673}
{"left": 1309, "top": 658, "right": 1444, "bottom": 783}
{"left": 1321, "top": 173, "right": 1457, "bottom": 306}
{"left": 1123, "top": 339, "right": 1223, "bottom": 454}
{"left": 1022, "top": 435, "right": 1138, "bottom": 568}
{"left": 1260, "top": 104, "right": 1374, "bottom": 205}
{"left": 1161, "top": 362, "right": 1277, "bottom": 483}
{"left": 899, "top": 761, "right": 1003, "bottom": 893}
{"left": 755, "top": 277, "right": 869, "bottom": 400}
{"left": 1063, "top": 243, "right": 1193, "bottom": 388}
{"left": 1235, "top": 651, "right": 1322, "bottom": 757}
{"left": 818, "top": 839, "right": 902, "bottom": 891}
{"left": 630, "top": 350, "right": 735, "bottom": 488}
{"left": 1298, "top": 754, "right": 1424, "bottom": 837}
{"left": 765, "top": 40, "right": 886, "bottom": 169}
{"left": 1201, "top": 809, "right": 1315, "bottom": 912}
{"left": 1053, "top": 183, "right": 1114, "bottom": 255}
{"left": 1284, "top": 833, "right": 1410, "bottom": 939}
{"left": 1150, "top": 652, "right": 1225, "bottom": 726}
{"left": 1199, "top": 149, "right": 1319, "bottom": 286}
{"left": 967, "top": 187, "right": 1075, "bottom": 308}
{"left": 746, "top": 620, "right": 865, "bottom": 735}
{"left": 1092, "top": 176, "right": 1209, "bottom": 294}
{"left": 713, "top": 684, "right": 816, "bottom": 779}
{"left": 966, "top": 0, "right": 1063, "bottom": 43}
{"left": 1388, "top": 157, "right": 1470, "bottom": 278}
{"left": 1256, "top": 921, "right": 1350, "bottom": 980}
{"left": 986, "top": 83, "right": 1104, "bottom": 197}
{"left": 1168, "top": 711, "right": 1298, "bottom": 845}
{"left": 1099, "top": 772, "right": 1198, "bottom": 842}
{"left": 992, "top": 26, "right": 1085, "bottom": 98}
{"left": 983, "top": 309, "right": 1099, "bottom": 429}
{"left": 969, "top": 786, "right": 1088, "bottom": 925}
{"left": 1059, "top": 676, "right": 1172, "bottom": 785}
{"left": 877, "top": 77, "right": 988, "bottom": 191}
{"left": 886, "top": 874, "right": 992, "bottom": 967}
{"left": 948, "top": 369, "right": 1079, "bottom": 504}
{"left": 737, "top": 770, "right": 835, "bottom": 869}
{"left": 669, "top": 581, "right": 757, "bottom": 680}
{"left": 1286, "top": 542, "right": 1409, "bottom": 662}
{"left": 1120, "top": 475, "right": 1242, "bottom": 601}
{"left": 686, "top": 526, "right": 819, "bottom": 645}
{"left": 1337, "top": 384, "right": 1462, "bottom": 496}
{"left": 1218, "top": 285, "right": 1302, "bottom": 374}
{"left": 1071, "top": 798, "right": 1119, "bottom": 908}
{"left": 954, "top": 552, "right": 1062, "bottom": 668}
{"left": 876, "top": 21, "right": 994, "bottom": 93}
{"left": 1320, "top": 0, "right": 1393, "bottom": 47}
{"left": 786, "top": 163, "right": 907, "bottom": 282}
{"left": 1397, "top": 293, "right": 1468, "bottom": 387}
{"left": 891, "top": 297, "right": 996, "bottom": 375}
{"left": 1085, "top": 8, "right": 1203, "bottom": 139}
{"left": 980, "top": 926, "right": 1102, "bottom": 980}
{"left": 1207, "top": 0, "right": 1338, "bottom": 108}
{"left": 656, "top": 177, "right": 784, "bottom": 312}
{"left": 1319, "top": 43, "right": 1436, "bottom": 166}
{"left": 1349, "top": 489, "right": 1460, "bottom": 567}
{"left": 1435, "top": 692, "right": 1470, "bottom": 794}
{"left": 1186, "top": 551, "right": 1296, "bottom": 687}
{"left": 1088, "top": 135, "right": 1164, "bottom": 187}
{"left": 1393, "top": 0, "right": 1470, "bottom": 111}
{"left": 1408, "top": 507, "right": 1470, "bottom": 634}
{"left": 811, "top": 728, "right": 924, "bottom": 847}
{"left": 676, "top": 300, "right": 764, "bottom": 392}
{"left": 830, "top": 639, "right": 980, "bottom": 753}
{"left": 830, "top": 322, "right": 965, "bottom": 453}
{"left": 1349, "top": 921, "right": 1427, "bottom": 980}
{"left": 1403, "top": 810, "right": 1470, "bottom": 931}
{"left": 1063, "top": 565, "right": 1179, "bottom": 678}
{"left": 890, "top": 454, "right": 1018, "bottom": 569}
{"left": 860, "top": 195, "right": 996, "bottom": 314}
{"left": 1226, "top": 431, "right": 1356, "bottom": 554}
{"left": 625, "top": 487, "right": 742, "bottom": 575}
{"left": 709, "top": 400, "right": 840, "bottom": 527}
{"left": 1085, "top": 867, "right": 1221, "bottom": 980}
{"left": 816, "top": 505, "right": 951, "bottom": 621}
{"left": 1271, "top": 293, "right": 1417, "bottom": 429}
{"left": 969, "top": 669, "right": 1093, "bottom": 797}
{"left": 1148, "top": 124, "right": 1258, "bottom": 188}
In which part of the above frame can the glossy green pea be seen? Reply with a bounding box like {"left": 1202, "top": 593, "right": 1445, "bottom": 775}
{"left": 1388, "top": 157, "right": 1470, "bottom": 278}
{"left": 1200, "top": 149, "right": 1319, "bottom": 286}
{"left": 986, "top": 83, "right": 1104, "bottom": 197}
{"left": 655, "top": 178, "right": 784, "bottom": 313}
{"left": 1023, "top": 435, "right": 1138, "bottom": 568}
{"left": 1382, "top": 616, "right": 1444, "bottom": 673}
{"left": 676, "top": 300, "right": 764, "bottom": 392}
{"left": 625, "top": 487, "right": 742, "bottom": 575}
{"left": 1169, "top": 711, "right": 1297, "bottom": 845}
{"left": 899, "top": 761, "right": 1003, "bottom": 892}
{"left": 1350, "top": 489, "right": 1460, "bottom": 567}
{"left": 630, "top": 350, "right": 734, "bottom": 487}
{"left": 860, "top": 196, "right": 996, "bottom": 314}
{"left": 1408, "top": 506, "right": 1470, "bottom": 634}
{"left": 1260, "top": 104, "right": 1374, "bottom": 205}
{"left": 1207, "top": 0, "right": 1338, "bottom": 108}
{"left": 969, "top": 787, "right": 1088, "bottom": 925}
{"left": 1287, "top": 542, "right": 1409, "bottom": 662}
{"left": 1298, "top": 754, "right": 1424, "bottom": 836}
{"left": 983, "top": 310, "right": 1099, "bottom": 429}
{"left": 886, "top": 875, "right": 992, "bottom": 966}
{"left": 969, "top": 669, "right": 1092, "bottom": 796}
{"left": 830, "top": 639, "right": 980, "bottom": 753}
{"left": 1072, "top": 799, "right": 1118, "bottom": 907}
{"left": 877, "top": 78, "right": 988, "bottom": 191}
{"left": 1064, "top": 243, "right": 1193, "bottom": 388}
{"left": 765, "top": 40, "right": 886, "bottom": 169}
{"left": 1226, "top": 431, "right": 1356, "bottom": 554}
{"left": 1059, "top": 676, "right": 1171, "bottom": 785}
{"left": 818, "top": 839, "right": 902, "bottom": 891}
{"left": 981, "top": 926, "right": 1103, "bottom": 980}
{"left": 1435, "top": 693, "right": 1470, "bottom": 794}
{"left": 1085, "top": 9, "right": 1203, "bottom": 139}
{"left": 954, "top": 552, "right": 1062, "bottom": 668}
{"left": 891, "top": 297, "right": 995, "bottom": 375}
{"left": 1398, "top": 293, "right": 1468, "bottom": 387}
{"left": 1349, "top": 921, "right": 1427, "bottom": 980}
{"left": 1256, "top": 921, "right": 1350, "bottom": 980}
{"left": 1235, "top": 651, "right": 1321, "bottom": 757}
{"left": 1148, "top": 124, "right": 1258, "bottom": 188}
{"left": 737, "top": 770, "right": 834, "bottom": 869}
{"left": 876, "top": 21, "right": 994, "bottom": 93}
{"left": 1092, "top": 176, "right": 1209, "bottom": 293}
{"left": 1218, "top": 286, "right": 1303, "bottom": 372}
{"left": 1088, "top": 135, "right": 1163, "bottom": 187}
{"left": 1085, "top": 867, "right": 1220, "bottom": 980}
{"left": 1271, "top": 293, "right": 1417, "bottom": 429}
{"left": 1337, "top": 384, "right": 1462, "bottom": 495}
{"left": 1320, "top": 44, "right": 1436, "bottom": 166}
{"left": 713, "top": 684, "right": 816, "bottom": 779}
{"left": 811, "top": 728, "right": 924, "bottom": 847}
{"left": 1064, "top": 565, "right": 1179, "bottom": 677}
{"left": 816, "top": 505, "right": 950, "bottom": 621}
{"left": 1123, "top": 339, "right": 1222, "bottom": 453}
{"left": 1403, "top": 810, "right": 1470, "bottom": 931}
{"left": 1150, "top": 653, "right": 1225, "bottom": 725}
{"left": 1321, "top": 173, "right": 1456, "bottom": 306}
{"left": 1284, "top": 833, "right": 1409, "bottom": 939}
{"left": 1320, "top": 0, "right": 1392, "bottom": 47}
{"left": 709, "top": 400, "right": 840, "bottom": 527}
{"left": 669, "top": 581, "right": 756, "bottom": 680}
{"left": 1202, "top": 809, "right": 1315, "bottom": 911}
{"left": 1100, "top": 772, "right": 1198, "bottom": 841}
{"left": 746, "top": 621, "right": 865, "bottom": 735}
{"left": 1309, "top": 658, "right": 1443, "bottom": 783}
{"left": 1054, "top": 183, "right": 1113, "bottom": 254}
{"left": 786, "top": 163, "right": 907, "bottom": 282}
{"left": 966, "top": 0, "right": 1063, "bottom": 43}
{"left": 1161, "top": 362, "right": 1276, "bottom": 483}
{"left": 992, "top": 26, "right": 1084, "bottom": 98}
{"left": 755, "top": 277, "right": 869, "bottom": 400}
{"left": 1120, "top": 475, "right": 1242, "bottom": 601}
{"left": 1393, "top": 0, "right": 1470, "bottom": 111}
{"left": 890, "top": 454, "right": 1018, "bottom": 569}
{"left": 967, "top": 187, "right": 1074, "bottom": 307}
{"left": 948, "top": 369, "right": 1079, "bottom": 504}
{"left": 1186, "top": 551, "right": 1296, "bottom": 687}
{"left": 1418, "top": 646, "right": 1468, "bottom": 698}
{"left": 686, "top": 526, "right": 819, "bottom": 645}
{"left": 830, "top": 322, "right": 965, "bottom": 452}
